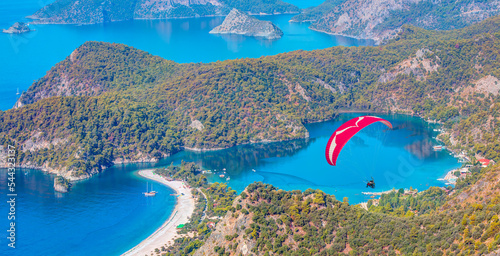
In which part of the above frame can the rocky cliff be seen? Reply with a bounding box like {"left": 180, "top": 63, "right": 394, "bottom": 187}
{"left": 54, "top": 176, "right": 71, "bottom": 193}
{"left": 291, "top": 0, "right": 500, "bottom": 43}
{"left": 194, "top": 195, "right": 256, "bottom": 256}
{"left": 210, "top": 9, "right": 283, "bottom": 39}
{"left": 29, "top": 0, "right": 298, "bottom": 24}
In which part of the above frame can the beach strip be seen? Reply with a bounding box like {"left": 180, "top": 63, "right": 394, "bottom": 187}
{"left": 122, "top": 169, "right": 195, "bottom": 256}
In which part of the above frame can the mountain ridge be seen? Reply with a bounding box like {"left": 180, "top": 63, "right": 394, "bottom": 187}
{"left": 291, "top": 0, "right": 500, "bottom": 43}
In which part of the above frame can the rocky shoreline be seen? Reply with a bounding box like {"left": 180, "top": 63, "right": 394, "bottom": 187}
{"left": 54, "top": 176, "right": 71, "bottom": 193}
{"left": 309, "top": 26, "right": 379, "bottom": 44}
{"left": 183, "top": 146, "right": 227, "bottom": 152}
{"left": 2, "top": 22, "right": 32, "bottom": 34}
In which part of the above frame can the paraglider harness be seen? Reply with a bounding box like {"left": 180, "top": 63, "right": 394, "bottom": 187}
{"left": 366, "top": 177, "right": 375, "bottom": 189}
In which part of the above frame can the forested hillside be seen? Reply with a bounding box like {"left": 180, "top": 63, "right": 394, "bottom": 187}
{"left": 196, "top": 179, "right": 500, "bottom": 255}
{"left": 128, "top": 161, "right": 500, "bottom": 255}
{"left": 1, "top": 16, "right": 500, "bottom": 180}
{"left": 29, "top": 0, "right": 299, "bottom": 24}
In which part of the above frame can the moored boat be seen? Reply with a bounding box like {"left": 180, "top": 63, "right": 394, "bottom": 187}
{"left": 143, "top": 182, "right": 157, "bottom": 196}
{"left": 433, "top": 145, "right": 444, "bottom": 151}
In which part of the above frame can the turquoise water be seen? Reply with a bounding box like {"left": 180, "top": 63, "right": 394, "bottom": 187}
{"left": 0, "top": 114, "right": 461, "bottom": 256}
{"left": 157, "top": 114, "right": 462, "bottom": 203}
{"left": 0, "top": 0, "right": 368, "bottom": 111}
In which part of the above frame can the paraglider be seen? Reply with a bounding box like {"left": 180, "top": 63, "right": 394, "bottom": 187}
{"left": 366, "top": 177, "right": 375, "bottom": 188}
{"left": 325, "top": 116, "right": 392, "bottom": 166}
{"left": 325, "top": 116, "right": 392, "bottom": 189}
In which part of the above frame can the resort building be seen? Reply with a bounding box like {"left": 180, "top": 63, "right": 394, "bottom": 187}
{"left": 478, "top": 159, "right": 491, "bottom": 168}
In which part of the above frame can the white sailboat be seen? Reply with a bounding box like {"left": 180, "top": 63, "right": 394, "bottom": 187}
{"left": 143, "top": 182, "right": 157, "bottom": 196}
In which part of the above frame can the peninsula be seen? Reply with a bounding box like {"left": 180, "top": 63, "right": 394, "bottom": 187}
{"left": 123, "top": 162, "right": 236, "bottom": 255}
{"left": 210, "top": 9, "right": 283, "bottom": 39}
{"left": 122, "top": 169, "right": 195, "bottom": 256}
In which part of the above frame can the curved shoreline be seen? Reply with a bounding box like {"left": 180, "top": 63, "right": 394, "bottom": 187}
{"left": 122, "top": 169, "right": 195, "bottom": 256}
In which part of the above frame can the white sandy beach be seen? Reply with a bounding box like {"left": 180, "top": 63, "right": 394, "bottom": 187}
{"left": 122, "top": 169, "right": 195, "bottom": 256}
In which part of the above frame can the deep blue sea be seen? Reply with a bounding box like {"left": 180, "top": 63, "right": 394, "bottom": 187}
{"left": 0, "top": 1, "right": 461, "bottom": 256}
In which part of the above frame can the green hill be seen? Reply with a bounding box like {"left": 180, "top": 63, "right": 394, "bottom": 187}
{"left": 195, "top": 180, "right": 500, "bottom": 255}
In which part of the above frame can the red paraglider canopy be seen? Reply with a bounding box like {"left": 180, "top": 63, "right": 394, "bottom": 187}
{"left": 325, "top": 116, "right": 392, "bottom": 166}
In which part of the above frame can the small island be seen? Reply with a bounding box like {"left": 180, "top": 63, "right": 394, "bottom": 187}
{"left": 54, "top": 176, "right": 71, "bottom": 193}
{"left": 3, "top": 22, "right": 32, "bottom": 34}
{"left": 210, "top": 9, "right": 283, "bottom": 39}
